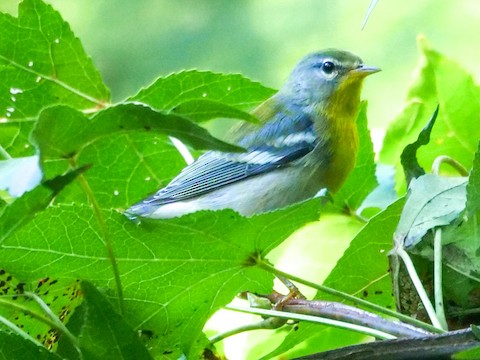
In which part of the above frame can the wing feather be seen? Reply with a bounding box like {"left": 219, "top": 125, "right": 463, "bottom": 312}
{"left": 138, "top": 106, "right": 318, "bottom": 206}
{"left": 143, "top": 141, "right": 314, "bottom": 205}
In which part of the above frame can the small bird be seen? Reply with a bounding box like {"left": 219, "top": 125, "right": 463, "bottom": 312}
{"left": 126, "top": 49, "right": 379, "bottom": 219}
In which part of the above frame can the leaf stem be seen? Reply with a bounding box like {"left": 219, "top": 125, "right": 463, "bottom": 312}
{"left": 169, "top": 136, "right": 194, "bottom": 165}
{"left": 76, "top": 172, "right": 124, "bottom": 314}
{"left": 0, "top": 296, "right": 80, "bottom": 349}
{"left": 0, "top": 313, "right": 38, "bottom": 344}
{"left": 209, "top": 315, "right": 287, "bottom": 344}
{"left": 396, "top": 247, "right": 445, "bottom": 330}
{"left": 433, "top": 229, "right": 448, "bottom": 330}
{"left": 225, "top": 304, "right": 396, "bottom": 340}
{"left": 24, "top": 292, "right": 81, "bottom": 349}
{"left": 431, "top": 156, "right": 469, "bottom": 176}
{"left": 257, "top": 260, "right": 445, "bottom": 334}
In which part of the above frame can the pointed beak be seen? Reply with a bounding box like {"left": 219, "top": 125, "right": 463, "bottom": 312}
{"left": 352, "top": 64, "right": 381, "bottom": 76}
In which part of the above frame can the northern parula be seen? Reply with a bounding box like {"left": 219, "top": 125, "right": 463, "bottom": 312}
{"left": 126, "top": 49, "right": 379, "bottom": 219}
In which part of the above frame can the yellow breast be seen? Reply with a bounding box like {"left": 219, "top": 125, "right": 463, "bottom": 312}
{"left": 322, "top": 119, "right": 359, "bottom": 192}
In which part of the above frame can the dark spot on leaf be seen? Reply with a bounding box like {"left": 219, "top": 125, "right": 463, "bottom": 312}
{"left": 49, "top": 279, "right": 58, "bottom": 286}
{"left": 163, "top": 350, "right": 174, "bottom": 355}
{"left": 374, "top": 290, "right": 383, "bottom": 295}
{"left": 139, "top": 329, "right": 154, "bottom": 339}
{"left": 0, "top": 269, "right": 5, "bottom": 275}
{"left": 119, "top": 124, "right": 125, "bottom": 129}
{"left": 37, "top": 278, "right": 49, "bottom": 289}
{"left": 15, "top": 283, "right": 25, "bottom": 293}
{"left": 62, "top": 151, "right": 76, "bottom": 159}
{"left": 0, "top": 281, "right": 5, "bottom": 287}
{"left": 363, "top": 290, "right": 368, "bottom": 297}
{"left": 144, "top": 125, "right": 152, "bottom": 131}
{"left": 294, "top": 325, "right": 299, "bottom": 331}
{"left": 6, "top": 275, "right": 12, "bottom": 281}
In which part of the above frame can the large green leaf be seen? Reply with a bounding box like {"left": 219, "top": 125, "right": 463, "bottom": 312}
{"left": 57, "top": 282, "right": 153, "bottom": 360}
{"left": 130, "top": 70, "right": 275, "bottom": 113}
{"left": 1, "top": 198, "right": 322, "bottom": 358}
{"left": 129, "top": 70, "right": 275, "bottom": 127}
{"left": 380, "top": 39, "right": 480, "bottom": 192}
{"left": 32, "top": 104, "right": 243, "bottom": 165}
{"left": 30, "top": 103, "right": 246, "bottom": 210}
{"left": 0, "top": 0, "right": 110, "bottom": 157}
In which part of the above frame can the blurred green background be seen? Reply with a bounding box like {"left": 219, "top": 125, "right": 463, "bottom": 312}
{"left": 3, "top": 0, "right": 480, "bottom": 131}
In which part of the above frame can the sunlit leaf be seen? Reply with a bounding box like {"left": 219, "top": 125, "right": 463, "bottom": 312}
{"left": 0, "top": 0, "right": 110, "bottom": 157}
{"left": 1, "top": 199, "right": 322, "bottom": 358}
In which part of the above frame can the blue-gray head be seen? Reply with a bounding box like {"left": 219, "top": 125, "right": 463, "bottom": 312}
{"left": 280, "top": 49, "right": 380, "bottom": 109}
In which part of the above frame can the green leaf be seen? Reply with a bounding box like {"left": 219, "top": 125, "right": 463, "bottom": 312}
{"left": 31, "top": 103, "right": 246, "bottom": 208}
{"left": 170, "top": 98, "right": 259, "bottom": 123}
{"left": 130, "top": 70, "right": 275, "bottom": 113}
{"left": 380, "top": 39, "right": 480, "bottom": 191}
{"left": 32, "top": 104, "right": 243, "bottom": 163}
{"left": 0, "top": 274, "right": 82, "bottom": 351}
{"left": 0, "top": 332, "right": 61, "bottom": 360}
{"left": 400, "top": 106, "right": 439, "bottom": 185}
{"left": 0, "top": 166, "right": 88, "bottom": 245}
{"left": 263, "top": 199, "right": 404, "bottom": 359}
{"left": 332, "top": 101, "right": 378, "bottom": 212}
{"left": 59, "top": 281, "right": 152, "bottom": 360}
{"left": 454, "top": 345, "right": 480, "bottom": 360}
{"left": 0, "top": 0, "right": 110, "bottom": 157}
{"left": 424, "top": 43, "right": 480, "bottom": 162}
{"left": 394, "top": 174, "right": 467, "bottom": 248}
{"left": 1, "top": 199, "right": 322, "bottom": 358}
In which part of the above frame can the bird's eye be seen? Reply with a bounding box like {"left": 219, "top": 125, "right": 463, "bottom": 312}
{"left": 321, "top": 61, "right": 335, "bottom": 74}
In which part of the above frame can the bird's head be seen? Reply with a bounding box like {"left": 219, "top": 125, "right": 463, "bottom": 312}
{"left": 281, "top": 49, "right": 380, "bottom": 112}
